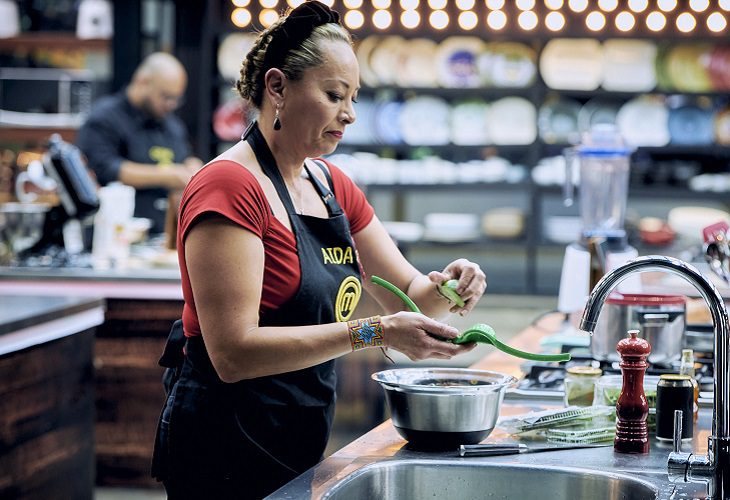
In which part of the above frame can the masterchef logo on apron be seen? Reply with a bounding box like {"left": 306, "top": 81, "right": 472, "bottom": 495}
{"left": 334, "top": 276, "right": 361, "bottom": 322}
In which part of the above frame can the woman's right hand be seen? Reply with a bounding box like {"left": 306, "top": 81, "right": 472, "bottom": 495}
{"left": 380, "top": 312, "right": 475, "bottom": 361}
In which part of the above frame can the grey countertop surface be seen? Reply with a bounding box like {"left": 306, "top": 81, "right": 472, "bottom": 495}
{"left": 0, "top": 295, "right": 105, "bottom": 336}
{"left": 0, "top": 265, "right": 180, "bottom": 283}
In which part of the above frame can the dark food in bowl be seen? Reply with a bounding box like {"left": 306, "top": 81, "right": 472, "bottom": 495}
{"left": 415, "top": 378, "right": 491, "bottom": 387}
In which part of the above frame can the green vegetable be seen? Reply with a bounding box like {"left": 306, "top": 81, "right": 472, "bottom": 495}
{"left": 438, "top": 279, "right": 465, "bottom": 307}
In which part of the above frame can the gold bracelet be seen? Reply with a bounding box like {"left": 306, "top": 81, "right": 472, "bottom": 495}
{"left": 347, "top": 315, "right": 384, "bottom": 351}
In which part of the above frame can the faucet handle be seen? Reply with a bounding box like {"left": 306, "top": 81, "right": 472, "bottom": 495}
{"left": 673, "top": 410, "right": 683, "bottom": 453}
{"left": 668, "top": 410, "right": 692, "bottom": 482}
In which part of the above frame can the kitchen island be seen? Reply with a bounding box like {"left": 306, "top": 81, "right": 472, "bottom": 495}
{"left": 0, "top": 295, "right": 105, "bottom": 500}
{"left": 0, "top": 266, "right": 182, "bottom": 488}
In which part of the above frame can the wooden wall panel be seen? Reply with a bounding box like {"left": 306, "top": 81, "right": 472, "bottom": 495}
{"left": 94, "top": 298, "right": 182, "bottom": 488}
{"left": 0, "top": 329, "right": 95, "bottom": 500}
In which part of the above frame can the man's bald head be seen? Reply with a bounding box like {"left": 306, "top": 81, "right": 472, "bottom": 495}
{"left": 128, "top": 52, "right": 188, "bottom": 120}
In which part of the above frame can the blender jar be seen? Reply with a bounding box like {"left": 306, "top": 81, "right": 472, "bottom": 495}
{"left": 564, "top": 124, "right": 633, "bottom": 238}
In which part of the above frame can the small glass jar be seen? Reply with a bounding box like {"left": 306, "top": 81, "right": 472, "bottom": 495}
{"left": 564, "top": 366, "right": 602, "bottom": 407}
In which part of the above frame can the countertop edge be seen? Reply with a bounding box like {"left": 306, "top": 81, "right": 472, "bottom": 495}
{"left": 0, "top": 305, "right": 105, "bottom": 356}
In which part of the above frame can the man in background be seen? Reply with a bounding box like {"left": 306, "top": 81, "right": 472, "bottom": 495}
{"left": 76, "top": 52, "right": 202, "bottom": 234}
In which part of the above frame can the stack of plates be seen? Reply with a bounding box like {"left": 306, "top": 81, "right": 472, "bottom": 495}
{"left": 540, "top": 39, "right": 603, "bottom": 91}
{"left": 715, "top": 107, "right": 730, "bottom": 145}
{"left": 662, "top": 44, "right": 714, "bottom": 93}
{"left": 397, "top": 38, "right": 439, "bottom": 88}
{"left": 602, "top": 39, "right": 657, "bottom": 92}
{"left": 708, "top": 45, "right": 730, "bottom": 91}
{"left": 217, "top": 33, "right": 257, "bottom": 81}
{"left": 370, "top": 36, "right": 405, "bottom": 86}
{"left": 577, "top": 98, "right": 621, "bottom": 134}
{"left": 538, "top": 96, "right": 581, "bottom": 144}
{"left": 423, "top": 213, "right": 480, "bottom": 242}
{"left": 356, "top": 35, "right": 381, "bottom": 88}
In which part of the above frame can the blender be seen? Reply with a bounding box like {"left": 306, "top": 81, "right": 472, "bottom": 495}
{"left": 557, "top": 124, "right": 640, "bottom": 317}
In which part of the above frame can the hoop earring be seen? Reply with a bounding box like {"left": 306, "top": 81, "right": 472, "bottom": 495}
{"left": 273, "top": 106, "right": 282, "bottom": 131}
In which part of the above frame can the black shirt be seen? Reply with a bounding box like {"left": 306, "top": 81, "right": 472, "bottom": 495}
{"left": 76, "top": 92, "right": 191, "bottom": 233}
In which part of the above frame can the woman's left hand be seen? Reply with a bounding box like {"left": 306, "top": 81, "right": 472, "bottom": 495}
{"left": 428, "top": 258, "right": 487, "bottom": 315}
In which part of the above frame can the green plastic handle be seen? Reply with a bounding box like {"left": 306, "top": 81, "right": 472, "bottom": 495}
{"left": 453, "top": 324, "right": 571, "bottom": 363}
{"left": 371, "top": 275, "right": 421, "bottom": 313}
{"left": 370, "top": 276, "right": 570, "bottom": 363}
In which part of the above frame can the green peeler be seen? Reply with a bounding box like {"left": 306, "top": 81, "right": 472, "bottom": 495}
{"left": 370, "top": 275, "right": 570, "bottom": 363}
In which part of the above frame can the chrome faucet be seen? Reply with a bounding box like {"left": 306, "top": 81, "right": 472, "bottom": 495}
{"left": 579, "top": 255, "right": 730, "bottom": 499}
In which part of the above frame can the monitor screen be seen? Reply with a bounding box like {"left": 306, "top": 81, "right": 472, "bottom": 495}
{"left": 43, "top": 134, "right": 100, "bottom": 219}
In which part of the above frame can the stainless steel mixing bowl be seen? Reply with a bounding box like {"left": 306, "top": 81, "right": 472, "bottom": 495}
{"left": 372, "top": 368, "right": 516, "bottom": 449}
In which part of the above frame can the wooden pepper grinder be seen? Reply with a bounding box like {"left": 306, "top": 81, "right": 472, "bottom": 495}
{"left": 614, "top": 329, "right": 651, "bottom": 454}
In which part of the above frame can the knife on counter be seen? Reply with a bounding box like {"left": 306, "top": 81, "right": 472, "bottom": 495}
{"left": 458, "top": 442, "right": 611, "bottom": 457}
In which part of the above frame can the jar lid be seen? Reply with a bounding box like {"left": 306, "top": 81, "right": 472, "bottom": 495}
{"left": 659, "top": 374, "right": 692, "bottom": 381}
{"left": 566, "top": 366, "right": 603, "bottom": 376}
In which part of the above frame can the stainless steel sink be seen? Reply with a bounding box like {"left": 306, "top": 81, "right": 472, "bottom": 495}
{"left": 321, "top": 460, "right": 658, "bottom": 500}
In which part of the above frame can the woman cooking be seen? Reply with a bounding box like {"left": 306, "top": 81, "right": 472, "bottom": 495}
{"left": 152, "top": 2, "right": 487, "bottom": 498}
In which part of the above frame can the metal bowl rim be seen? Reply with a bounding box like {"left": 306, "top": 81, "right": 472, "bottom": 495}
{"left": 371, "top": 367, "right": 517, "bottom": 393}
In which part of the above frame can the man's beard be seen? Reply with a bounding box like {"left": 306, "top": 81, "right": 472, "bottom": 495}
{"left": 140, "top": 97, "right": 163, "bottom": 121}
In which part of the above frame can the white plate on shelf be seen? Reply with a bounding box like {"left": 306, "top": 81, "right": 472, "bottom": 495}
{"left": 373, "top": 99, "right": 403, "bottom": 145}
{"left": 398, "top": 38, "right": 439, "bottom": 88}
{"left": 355, "top": 35, "right": 381, "bottom": 88}
{"left": 399, "top": 95, "right": 451, "bottom": 146}
{"left": 538, "top": 97, "right": 581, "bottom": 145}
{"left": 437, "top": 36, "right": 484, "bottom": 88}
{"left": 480, "top": 41, "right": 537, "bottom": 88}
{"left": 370, "top": 35, "right": 405, "bottom": 86}
{"left": 450, "top": 99, "right": 490, "bottom": 145}
{"left": 341, "top": 97, "right": 376, "bottom": 145}
{"left": 668, "top": 104, "right": 715, "bottom": 145}
{"left": 487, "top": 97, "right": 536, "bottom": 145}
{"left": 616, "top": 96, "right": 670, "bottom": 147}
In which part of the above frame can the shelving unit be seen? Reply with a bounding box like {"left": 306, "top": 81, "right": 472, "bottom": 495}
{"left": 189, "top": 1, "right": 730, "bottom": 294}
{"left": 0, "top": 32, "right": 111, "bottom": 150}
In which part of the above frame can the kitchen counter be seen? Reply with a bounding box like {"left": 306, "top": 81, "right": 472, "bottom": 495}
{"left": 270, "top": 314, "right": 718, "bottom": 499}
{"left": 0, "top": 266, "right": 182, "bottom": 487}
{"left": 0, "top": 294, "right": 104, "bottom": 500}
{"left": 0, "top": 294, "right": 104, "bottom": 350}
{"left": 0, "top": 265, "right": 182, "bottom": 300}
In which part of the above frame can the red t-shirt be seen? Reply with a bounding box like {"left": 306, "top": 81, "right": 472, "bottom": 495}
{"left": 177, "top": 158, "right": 374, "bottom": 337}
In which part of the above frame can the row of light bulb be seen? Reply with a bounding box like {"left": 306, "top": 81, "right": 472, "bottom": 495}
{"left": 232, "top": 6, "right": 729, "bottom": 32}
{"left": 233, "top": 0, "right": 730, "bottom": 11}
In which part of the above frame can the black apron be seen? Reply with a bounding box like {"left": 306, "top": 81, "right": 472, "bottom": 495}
{"left": 152, "top": 122, "right": 363, "bottom": 499}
